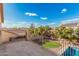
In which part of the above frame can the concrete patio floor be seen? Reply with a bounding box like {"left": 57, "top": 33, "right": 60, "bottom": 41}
{"left": 0, "top": 40, "right": 57, "bottom": 56}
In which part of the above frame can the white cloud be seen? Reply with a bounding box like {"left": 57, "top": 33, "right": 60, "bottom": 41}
{"left": 2, "top": 20, "right": 15, "bottom": 28}
{"left": 61, "top": 8, "right": 67, "bottom": 13}
{"left": 48, "top": 22, "right": 56, "bottom": 26}
{"left": 15, "top": 21, "right": 39, "bottom": 28}
{"left": 2, "top": 20, "right": 39, "bottom": 28}
{"left": 40, "top": 17, "right": 48, "bottom": 20}
{"left": 61, "top": 18, "right": 79, "bottom": 24}
{"left": 49, "top": 23, "right": 56, "bottom": 25}
{"left": 46, "top": 22, "right": 57, "bottom": 28}
{"left": 25, "top": 12, "right": 38, "bottom": 16}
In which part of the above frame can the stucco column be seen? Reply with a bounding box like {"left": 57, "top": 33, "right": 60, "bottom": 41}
{"left": 0, "top": 23, "right": 2, "bottom": 35}
{"left": 0, "top": 3, "right": 4, "bottom": 44}
{"left": 0, "top": 3, "right": 4, "bottom": 35}
{"left": 26, "top": 29, "right": 32, "bottom": 41}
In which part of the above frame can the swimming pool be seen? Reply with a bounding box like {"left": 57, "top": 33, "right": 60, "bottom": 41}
{"left": 62, "top": 47, "right": 79, "bottom": 56}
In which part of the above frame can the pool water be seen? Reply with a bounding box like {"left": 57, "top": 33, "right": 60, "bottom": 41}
{"left": 62, "top": 47, "right": 79, "bottom": 56}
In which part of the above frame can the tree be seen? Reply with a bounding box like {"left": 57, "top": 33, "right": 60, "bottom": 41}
{"left": 28, "top": 23, "right": 35, "bottom": 35}
{"left": 28, "top": 25, "right": 52, "bottom": 44}
{"left": 64, "top": 27, "right": 75, "bottom": 41}
{"left": 30, "top": 23, "right": 35, "bottom": 29}
{"left": 55, "top": 26, "right": 66, "bottom": 39}
{"left": 75, "top": 27, "right": 79, "bottom": 42}
{"left": 55, "top": 26, "right": 75, "bottom": 42}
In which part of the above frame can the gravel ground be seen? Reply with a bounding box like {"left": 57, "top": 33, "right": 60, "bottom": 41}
{"left": 0, "top": 40, "right": 57, "bottom": 56}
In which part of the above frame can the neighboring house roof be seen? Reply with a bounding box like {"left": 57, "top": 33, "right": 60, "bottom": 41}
{"left": 61, "top": 22, "right": 79, "bottom": 28}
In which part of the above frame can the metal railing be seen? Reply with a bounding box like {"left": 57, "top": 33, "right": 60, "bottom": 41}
{"left": 58, "top": 39, "right": 79, "bottom": 56}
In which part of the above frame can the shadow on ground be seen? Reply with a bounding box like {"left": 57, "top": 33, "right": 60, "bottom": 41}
{"left": 0, "top": 40, "right": 57, "bottom": 56}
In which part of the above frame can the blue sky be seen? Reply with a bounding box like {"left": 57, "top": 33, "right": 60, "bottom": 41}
{"left": 2, "top": 3, "right": 79, "bottom": 28}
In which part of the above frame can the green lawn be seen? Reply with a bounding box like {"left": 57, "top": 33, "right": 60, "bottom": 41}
{"left": 43, "top": 41, "right": 61, "bottom": 48}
